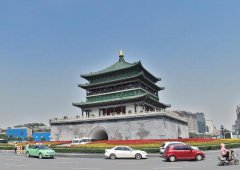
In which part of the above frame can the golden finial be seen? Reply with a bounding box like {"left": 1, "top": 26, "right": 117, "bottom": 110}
{"left": 119, "top": 50, "right": 124, "bottom": 57}
{"left": 119, "top": 50, "right": 124, "bottom": 62}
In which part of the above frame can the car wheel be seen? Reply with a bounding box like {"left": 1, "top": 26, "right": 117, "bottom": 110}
{"left": 25, "top": 152, "right": 30, "bottom": 157}
{"left": 234, "top": 159, "right": 239, "bottom": 165}
{"left": 217, "top": 161, "right": 224, "bottom": 166}
{"left": 109, "top": 154, "right": 116, "bottom": 160}
{"left": 39, "top": 153, "right": 43, "bottom": 159}
{"left": 135, "top": 153, "right": 142, "bottom": 160}
{"left": 196, "top": 154, "right": 202, "bottom": 161}
{"left": 169, "top": 155, "right": 176, "bottom": 162}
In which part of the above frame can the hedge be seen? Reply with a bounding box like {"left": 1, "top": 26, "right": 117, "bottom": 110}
{"left": 198, "top": 143, "right": 240, "bottom": 151}
{"left": 0, "top": 146, "right": 14, "bottom": 150}
{"left": 51, "top": 147, "right": 105, "bottom": 153}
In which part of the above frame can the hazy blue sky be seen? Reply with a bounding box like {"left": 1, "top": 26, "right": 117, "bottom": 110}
{"left": 0, "top": 0, "right": 240, "bottom": 130}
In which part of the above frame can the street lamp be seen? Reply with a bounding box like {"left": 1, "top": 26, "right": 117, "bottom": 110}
{"left": 20, "top": 132, "right": 24, "bottom": 142}
{"left": 220, "top": 125, "right": 224, "bottom": 138}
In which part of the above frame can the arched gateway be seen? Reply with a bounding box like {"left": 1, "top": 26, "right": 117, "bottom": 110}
{"left": 89, "top": 127, "right": 108, "bottom": 140}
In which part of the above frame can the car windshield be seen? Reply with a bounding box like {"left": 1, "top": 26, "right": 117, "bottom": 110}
{"left": 122, "top": 147, "right": 132, "bottom": 151}
{"left": 161, "top": 143, "right": 165, "bottom": 147}
{"left": 37, "top": 145, "right": 49, "bottom": 150}
{"left": 72, "top": 140, "right": 79, "bottom": 143}
{"left": 114, "top": 147, "right": 122, "bottom": 150}
{"left": 0, "top": 139, "right": 8, "bottom": 143}
{"left": 81, "top": 139, "right": 90, "bottom": 142}
{"left": 163, "top": 146, "right": 171, "bottom": 153}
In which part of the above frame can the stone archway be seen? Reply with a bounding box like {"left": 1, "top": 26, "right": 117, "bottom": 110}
{"left": 89, "top": 127, "right": 109, "bottom": 140}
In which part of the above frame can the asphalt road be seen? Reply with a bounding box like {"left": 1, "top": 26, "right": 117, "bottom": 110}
{"left": 0, "top": 150, "right": 240, "bottom": 170}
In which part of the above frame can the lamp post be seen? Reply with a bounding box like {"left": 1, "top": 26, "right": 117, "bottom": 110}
{"left": 20, "top": 132, "right": 24, "bottom": 142}
{"left": 220, "top": 125, "right": 224, "bottom": 138}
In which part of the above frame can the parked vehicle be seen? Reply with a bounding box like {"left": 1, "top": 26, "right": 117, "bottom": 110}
{"left": 0, "top": 139, "right": 8, "bottom": 143}
{"left": 25, "top": 145, "right": 55, "bottom": 159}
{"left": 160, "top": 141, "right": 199, "bottom": 155}
{"left": 105, "top": 146, "right": 147, "bottom": 160}
{"left": 163, "top": 144, "right": 205, "bottom": 162}
{"left": 71, "top": 137, "right": 92, "bottom": 145}
{"left": 218, "top": 149, "right": 239, "bottom": 166}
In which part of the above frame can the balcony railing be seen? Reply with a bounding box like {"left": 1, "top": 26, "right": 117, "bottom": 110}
{"left": 87, "top": 84, "right": 157, "bottom": 96}
{"left": 49, "top": 110, "right": 187, "bottom": 124}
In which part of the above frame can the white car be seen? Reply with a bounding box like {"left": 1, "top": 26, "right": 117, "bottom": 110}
{"left": 105, "top": 146, "right": 148, "bottom": 159}
{"left": 71, "top": 137, "right": 92, "bottom": 145}
{"left": 160, "top": 141, "right": 199, "bottom": 155}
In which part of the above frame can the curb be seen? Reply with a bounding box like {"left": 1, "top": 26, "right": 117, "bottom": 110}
{"left": 0, "top": 151, "right": 161, "bottom": 159}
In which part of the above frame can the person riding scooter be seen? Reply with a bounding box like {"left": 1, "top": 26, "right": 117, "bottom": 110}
{"left": 220, "top": 143, "right": 231, "bottom": 160}
{"left": 218, "top": 144, "right": 239, "bottom": 166}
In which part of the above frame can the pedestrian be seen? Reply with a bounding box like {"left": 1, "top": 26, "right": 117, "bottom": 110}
{"left": 14, "top": 142, "right": 18, "bottom": 153}
{"left": 25, "top": 142, "right": 29, "bottom": 150}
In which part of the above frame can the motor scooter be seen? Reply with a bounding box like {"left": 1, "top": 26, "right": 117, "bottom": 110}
{"left": 218, "top": 149, "right": 239, "bottom": 166}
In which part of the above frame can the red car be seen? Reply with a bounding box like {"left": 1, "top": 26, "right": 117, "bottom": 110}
{"left": 163, "top": 144, "right": 205, "bottom": 162}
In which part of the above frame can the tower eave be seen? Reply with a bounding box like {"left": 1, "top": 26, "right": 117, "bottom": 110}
{"left": 78, "top": 72, "right": 162, "bottom": 91}
{"left": 73, "top": 94, "right": 170, "bottom": 109}
{"left": 80, "top": 61, "right": 141, "bottom": 80}
{"left": 138, "top": 61, "right": 161, "bottom": 83}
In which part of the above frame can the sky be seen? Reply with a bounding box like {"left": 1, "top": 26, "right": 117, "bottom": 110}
{"left": 0, "top": 0, "right": 240, "bottom": 130}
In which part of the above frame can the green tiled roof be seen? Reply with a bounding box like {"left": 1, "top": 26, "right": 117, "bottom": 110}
{"left": 81, "top": 60, "right": 140, "bottom": 78}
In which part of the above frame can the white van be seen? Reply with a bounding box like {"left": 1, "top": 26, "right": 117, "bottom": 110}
{"left": 71, "top": 137, "right": 92, "bottom": 145}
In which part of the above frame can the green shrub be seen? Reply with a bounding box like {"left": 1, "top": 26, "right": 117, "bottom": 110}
{"left": 51, "top": 147, "right": 105, "bottom": 153}
{"left": 0, "top": 146, "right": 14, "bottom": 150}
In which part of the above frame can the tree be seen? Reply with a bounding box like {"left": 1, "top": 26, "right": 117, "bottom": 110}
{"left": 41, "top": 137, "right": 46, "bottom": 141}
{"left": 0, "top": 134, "right": 8, "bottom": 139}
{"left": 25, "top": 137, "right": 34, "bottom": 141}
{"left": 17, "top": 137, "right": 22, "bottom": 141}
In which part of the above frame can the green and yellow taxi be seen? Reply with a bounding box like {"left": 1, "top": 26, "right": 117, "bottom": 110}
{"left": 25, "top": 145, "right": 55, "bottom": 159}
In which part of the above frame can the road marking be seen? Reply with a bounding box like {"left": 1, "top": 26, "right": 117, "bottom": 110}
{"left": 72, "top": 168, "right": 99, "bottom": 170}
{"left": 56, "top": 161, "right": 80, "bottom": 164}
{"left": 119, "top": 162, "right": 144, "bottom": 165}
{"left": 2, "top": 164, "right": 26, "bottom": 167}
{"left": 4, "top": 158, "right": 22, "bottom": 161}
{"left": 153, "top": 167, "right": 183, "bottom": 169}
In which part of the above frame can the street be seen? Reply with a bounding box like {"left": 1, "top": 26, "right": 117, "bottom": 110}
{"left": 0, "top": 150, "right": 240, "bottom": 170}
